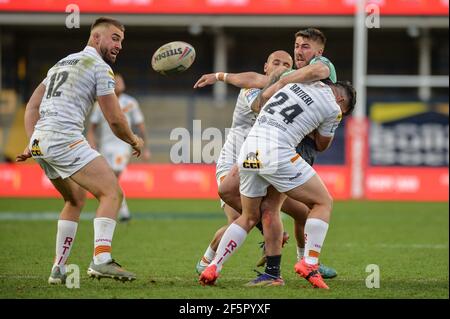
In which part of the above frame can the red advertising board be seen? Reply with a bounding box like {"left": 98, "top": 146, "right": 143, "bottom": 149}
{"left": 0, "top": 0, "right": 448, "bottom": 15}
{"left": 0, "top": 163, "right": 351, "bottom": 200}
{"left": 3, "top": 163, "right": 448, "bottom": 201}
{"left": 365, "top": 167, "right": 448, "bottom": 201}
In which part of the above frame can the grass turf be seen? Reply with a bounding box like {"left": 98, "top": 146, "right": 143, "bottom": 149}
{"left": 0, "top": 198, "right": 448, "bottom": 299}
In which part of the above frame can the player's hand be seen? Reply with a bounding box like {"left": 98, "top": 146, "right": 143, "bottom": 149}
{"left": 194, "top": 73, "right": 217, "bottom": 89}
{"left": 16, "top": 147, "right": 32, "bottom": 162}
{"left": 131, "top": 135, "right": 144, "bottom": 157}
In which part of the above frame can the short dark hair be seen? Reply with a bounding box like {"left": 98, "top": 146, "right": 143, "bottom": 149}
{"left": 91, "top": 17, "right": 125, "bottom": 32}
{"left": 335, "top": 81, "right": 356, "bottom": 117}
{"left": 295, "top": 28, "right": 327, "bottom": 47}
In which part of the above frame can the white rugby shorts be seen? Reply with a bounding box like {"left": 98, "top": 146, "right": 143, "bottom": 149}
{"left": 30, "top": 130, "right": 100, "bottom": 180}
{"left": 238, "top": 151, "right": 316, "bottom": 198}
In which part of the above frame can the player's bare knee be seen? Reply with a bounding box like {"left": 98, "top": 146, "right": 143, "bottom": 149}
{"left": 219, "top": 181, "right": 239, "bottom": 201}
{"left": 260, "top": 199, "right": 271, "bottom": 214}
{"left": 319, "top": 193, "right": 333, "bottom": 213}
{"left": 100, "top": 184, "right": 123, "bottom": 204}
{"left": 218, "top": 184, "right": 230, "bottom": 202}
{"left": 65, "top": 196, "right": 84, "bottom": 210}
{"left": 63, "top": 191, "right": 85, "bottom": 209}
{"left": 75, "top": 196, "right": 86, "bottom": 209}
{"left": 247, "top": 214, "right": 261, "bottom": 229}
{"left": 261, "top": 210, "right": 274, "bottom": 228}
{"left": 260, "top": 198, "right": 279, "bottom": 216}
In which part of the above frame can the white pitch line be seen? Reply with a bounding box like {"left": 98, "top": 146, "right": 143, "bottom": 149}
{"left": 0, "top": 212, "right": 222, "bottom": 221}
{"left": 330, "top": 243, "right": 448, "bottom": 249}
{"left": 0, "top": 212, "right": 94, "bottom": 221}
{"left": 0, "top": 275, "right": 42, "bottom": 279}
{"left": 378, "top": 243, "right": 448, "bottom": 249}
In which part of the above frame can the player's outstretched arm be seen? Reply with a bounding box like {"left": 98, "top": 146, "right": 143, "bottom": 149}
{"left": 280, "top": 62, "right": 330, "bottom": 86}
{"left": 194, "top": 72, "right": 268, "bottom": 89}
{"left": 97, "top": 93, "right": 144, "bottom": 157}
{"left": 262, "top": 63, "right": 330, "bottom": 101}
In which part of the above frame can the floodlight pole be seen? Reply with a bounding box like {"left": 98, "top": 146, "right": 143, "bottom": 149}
{"left": 351, "top": 0, "right": 368, "bottom": 199}
{"left": 354, "top": 0, "right": 367, "bottom": 119}
{"left": 213, "top": 27, "right": 227, "bottom": 106}
{"left": 418, "top": 28, "right": 431, "bottom": 101}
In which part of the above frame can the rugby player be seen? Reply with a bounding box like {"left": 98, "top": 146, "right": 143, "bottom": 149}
{"left": 194, "top": 28, "right": 338, "bottom": 280}
{"left": 16, "top": 17, "right": 143, "bottom": 284}
{"left": 200, "top": 80, "right": 356, "bottom": 288}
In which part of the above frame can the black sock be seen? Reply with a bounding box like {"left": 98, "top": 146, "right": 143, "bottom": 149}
{"left": 255, "top": 222, "right": 264, "bottom": 235}
{"left": 265, "top": 255, "right": 281, "bottom": 278}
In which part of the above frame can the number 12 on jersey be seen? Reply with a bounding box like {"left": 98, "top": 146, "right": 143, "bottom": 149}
{"left": 46, "top": 71, "right": 69, "bottom": 99}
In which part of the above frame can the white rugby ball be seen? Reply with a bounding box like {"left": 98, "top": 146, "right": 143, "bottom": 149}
{"left": 151, "top": 41, "right": 196, "bottom": 75}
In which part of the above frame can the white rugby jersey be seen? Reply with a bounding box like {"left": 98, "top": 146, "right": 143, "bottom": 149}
{"left": 248, "top": 81, "right": 342, "bottom": 151}
{"left": 34, "top": 46, "right": 116, "bottom": 135}
{"left": 217, "top": 88, "right": 259, "bottom": 165}
{"left": 90, "top": 93, "right": 144, "bottom": 150}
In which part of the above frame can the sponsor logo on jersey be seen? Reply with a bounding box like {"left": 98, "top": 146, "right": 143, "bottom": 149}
{"left": 243, "top": 150, "right": 262, "bottom": 169}
{"left": 258, "top": 115, "right": 268, "bottom": 124}
{"left": 244, "top": 88, "right": 260, "bottom": 104}
{"left": 31, "top": 139, "right": 43, "bottom": 156}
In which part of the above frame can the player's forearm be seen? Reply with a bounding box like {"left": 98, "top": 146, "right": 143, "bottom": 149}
{"left": 222, "top": 72, "right": 269, "bottom": 89}
{"left": 280, "top": 63, "right": 330, "bottom": 85}
{"left": 98, "top": 94, "right": 138, "bottom": 147}
{"left": 108, "top": 115, "right": 137, "bottom": 146}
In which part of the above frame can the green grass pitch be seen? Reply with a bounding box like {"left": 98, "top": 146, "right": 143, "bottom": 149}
{"left": 0, "top": 198, "right": 448, "bottom": 299}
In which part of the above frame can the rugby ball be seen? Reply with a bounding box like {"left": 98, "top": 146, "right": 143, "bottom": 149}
{"left": 151, "top": 41, "right": 196, "bottom": 75}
